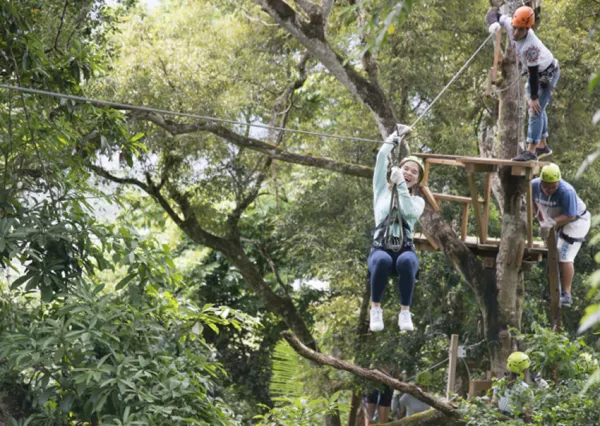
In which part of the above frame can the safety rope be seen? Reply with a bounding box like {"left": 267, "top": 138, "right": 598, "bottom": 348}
{"left": 0, "top": 33, "right": 494, "bottom": 147}
{"left": 408, "top": 33, "right": 495, "bottom": 129}
{"left": 383, "top": 184, "right": 404, "bottom": 251}
{"left": 404, "top": 357, "right": 450, "bottom": 383}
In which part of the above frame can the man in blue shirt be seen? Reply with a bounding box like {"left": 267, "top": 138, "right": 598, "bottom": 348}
{"left": 532, "top": 164, "right": 590, "bottom": 306}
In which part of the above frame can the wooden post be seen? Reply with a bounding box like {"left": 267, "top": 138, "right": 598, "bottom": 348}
{"left": 547, "top": 229, "right": 562, "bottom": 331}
{"left": 467, "top": 173, "right": 484, "bottom": 241}
{"left": 421, "top": 186, "right": 440, "bottom": 212}
{"left": 525, "top": 168, "right": 534, "bottom": 248}
{"left": 447, "top": 334, "right": 459, "bottom": 399}
{"left": 468, "top": 380, "right": 493, "bottom": 399}
{"left": 461, "top": 203, "right": 470, "bottom": 241}
{"left": 420, "top": 160, "right": 431, "bottom": 187}
{"left": 487, "top": 31, "right": 503, "bottom": 96}
{"left": 481, "top": 172, "right": 492, "bottom": 244}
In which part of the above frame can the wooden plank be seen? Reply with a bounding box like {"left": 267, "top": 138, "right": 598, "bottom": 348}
{"left": 414, "top": 240, "right": 437, "bottom": 253}
{"left": 481, "top": 173, "right": 492, "bottom": 243}
{"left": 469, "top": 380, "right": 493, "bottom": 399}
{"left": 434, "top": 193, "right": 476, "bottom": 203}
{"left": 412, "top": 153, "right": 463, "bottom": 160}
{"left": 447, "top": 334, "right": 459, "bottom": 399}
{"left": 425, "top": 158, "right": 465, "bottom": 167}
{"left": 467, "top": 172, "right": 484, "bottom": 241}
{"left": 523, "top": 253, "right": 543, "bottom": 263}
{"left": 458, "top": 157, "right": 550, "bottom": 168}
{"left": 421, "top": 186, "right": 440, "bottom": 212}
{"left": 420, "top": 160, "right": 431, "bottom": 187}
{"left": 421, "top": 231, "right": 440, "bottom": 251}
{"left": 547, "top": 229, "right": 562, "bottom": 331}
{"left": 461, "top": 203, "right": 469, "bottom": 241}
{"left": 526, "top": 168, "right": 534, "bottom": 248}
{"left": 412, "top": 233, "right": 548, "bottom": 258}
{"left": 464, "top": 163, "right": 497, "bottom": 173}
{"left": 511, "top": 166, "right": 528, "bottom": 176}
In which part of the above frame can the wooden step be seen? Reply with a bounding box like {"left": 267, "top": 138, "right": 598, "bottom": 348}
{"left": 433, "top": 193, "right": 484, "bottom": 204}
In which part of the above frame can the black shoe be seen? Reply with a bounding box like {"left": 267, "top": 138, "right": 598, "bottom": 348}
{"left": 512, "top": 151, "right": 538, "bottom": 162}
{"left": 536, "top": 145, "right": 553, "bottom": 159}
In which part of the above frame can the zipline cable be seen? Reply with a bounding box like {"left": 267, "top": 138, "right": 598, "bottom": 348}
{"left": 0, "top": 83, "right": 383, "bottom": 144}
{"left": 0, "top": 33, "right": 494, "bottom": 146}
{"left": 408, "top": 32, "right": 495, "bottom": 129}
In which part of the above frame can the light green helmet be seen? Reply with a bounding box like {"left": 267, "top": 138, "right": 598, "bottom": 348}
{"left": 415, "top": 371, "right": 432, "bottom": 386}
{"left": 540, "top": 163, "right": 561, "bottom": 183}
{"left": 507, "top": 352, "right": 531, "bottom": 376}
{"left": 399, "top": 155, "right": 425, "bottom": 184}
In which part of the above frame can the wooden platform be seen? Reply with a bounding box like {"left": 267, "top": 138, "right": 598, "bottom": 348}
{"left": 414, "top": 233, "right": 548, "bottom": 262}
{"left": 416, "top": 153, "right": 550, "bottom": 252}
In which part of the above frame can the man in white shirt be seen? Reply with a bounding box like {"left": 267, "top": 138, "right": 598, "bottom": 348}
{"left": 487, "top": 6, "right": 560, "bottom": 161}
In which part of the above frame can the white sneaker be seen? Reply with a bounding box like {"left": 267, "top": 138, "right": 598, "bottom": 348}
{"left": 370, "top": 307, "right": 384, "bottom": 332}
{"left": 398, "top": 310, "right": 414, "bottom": 331}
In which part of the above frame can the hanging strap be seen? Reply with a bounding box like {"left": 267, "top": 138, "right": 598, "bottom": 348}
{"left": 383, "top": 184, "right": 405, "bottom": 252}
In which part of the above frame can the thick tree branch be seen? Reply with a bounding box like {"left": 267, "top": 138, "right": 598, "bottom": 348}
{"left": 294, "top": 0, "right": 323, "bottom": 23}
{"left": 87, "top": 163, "right": 185, "bottom": 227}
{"left": 382, "top": 409, "right": 464, "bottom": 426}
{"left": 253, "top": 0, "right": 406, "bottom": 148}
{"left": 87, "top": 163, "right": 318, "bottom": 350}
{"left": 134, "top": 112, "right": 374, "bottom": 178}
{"left": 322, "top": 0, "right": 334, "bottom": 24}
{"left": 242, "top": 237, "right": 292, "bottom": 297}
{"left": 281, "top": 331, "right": 459, "bottom": 418}
{"left": 226, "top": 157, "right": 272, "bottom": 233}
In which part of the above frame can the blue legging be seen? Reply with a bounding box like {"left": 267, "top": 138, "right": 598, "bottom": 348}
{"left": 368, "top": 248, "right": 419, "bottom": 306}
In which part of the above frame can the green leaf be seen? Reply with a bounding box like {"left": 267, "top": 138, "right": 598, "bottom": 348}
{"left": 116, "top": 272, "right": 136, "bottom": 290}
{"left": 130, "top": 132, "right": 144, "bottom": 142}
{"left": 10, "top": 273, "right": 32, "bottom": 289}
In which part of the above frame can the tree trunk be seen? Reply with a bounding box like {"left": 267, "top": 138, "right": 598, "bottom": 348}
{"left": 488, "top": 30, "right": 529, "bottom": 371}
{"left": 221, "top": 240, "right": 319, "bottom": 351}
{"left": 347, "top": 272, "right": 373, "bottom": 426}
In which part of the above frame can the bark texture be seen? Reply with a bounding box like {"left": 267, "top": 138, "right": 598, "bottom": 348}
{"left": 281, "top": 331, "right": 459, "bottom": 418}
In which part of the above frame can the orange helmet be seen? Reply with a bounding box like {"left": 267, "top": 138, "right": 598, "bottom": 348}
{"left": 512, "top": 6, "right": 535, "bottom": 28}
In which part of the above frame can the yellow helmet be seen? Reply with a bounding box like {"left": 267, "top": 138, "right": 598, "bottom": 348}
{"left": 507, "top": 352, "right": 531, "bottom": 376}
{"left": 399, "top": 155, "right": 425, "bottom": 184}
{"left": 540, "top": 163, "right": 561, "bottom": 183}
{"left": 415, "top": 371, "right": 432, "bottom": 386}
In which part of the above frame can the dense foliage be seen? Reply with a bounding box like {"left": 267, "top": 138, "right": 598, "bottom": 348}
{"left": 1, "top": 0, "right": 599, "bottom": 425}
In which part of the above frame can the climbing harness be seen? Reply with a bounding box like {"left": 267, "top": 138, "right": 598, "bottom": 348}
{"left": 384, "top": 185, "right": 406, "bottom": 252}
{"left": 371, "top": 186, "right": 414, "bottom": 253}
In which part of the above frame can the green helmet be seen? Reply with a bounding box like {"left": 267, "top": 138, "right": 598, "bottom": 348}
{"left": 507, "top": 352, "right": 531, "bottom": 376}
{"left": 415, "top": 371, "right": 432, "bottom": 386}
{"left": 540, "top": 163, "right": 561, "bottom": 183}
{"left": 399, "top": 155, "right": 425, "bottom": 184}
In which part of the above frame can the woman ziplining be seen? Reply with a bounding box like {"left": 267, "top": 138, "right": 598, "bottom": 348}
{"left": 368, "top": 125, "right": 425, "bottom": 333}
